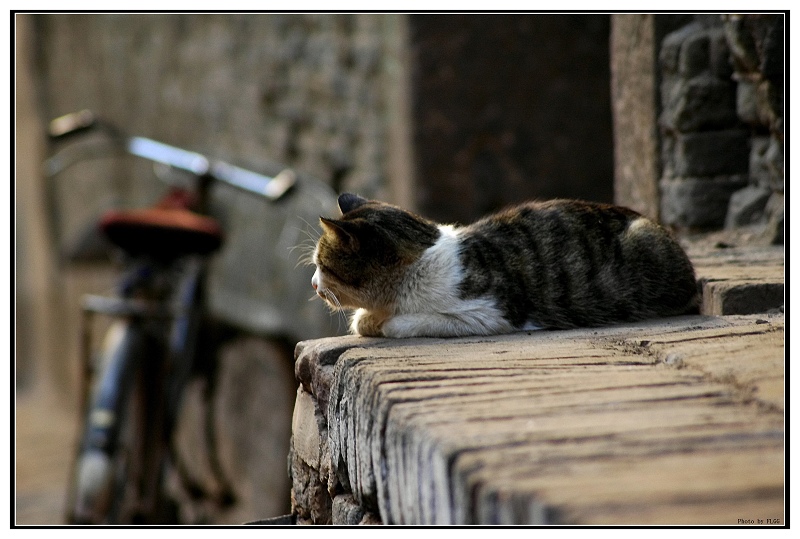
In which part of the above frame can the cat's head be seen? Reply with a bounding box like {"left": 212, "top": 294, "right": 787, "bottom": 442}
{"left": 312, "top": 193, "right": 439, "bottom": 311}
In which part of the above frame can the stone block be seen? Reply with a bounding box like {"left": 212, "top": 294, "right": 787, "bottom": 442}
{"left": 332, "top": 494, "right": 365, "bottom": 525}
{"left": 748, "top": 135, "right": 783, "bottom": 191}
{"left": 331, "top": 493, "right": 381, "bottom": 524}
{"left": 678, "top": 29, "right": 710, "bottom": 78}
{"left": 762, "top": 192, "right": 784, "bottom": 245}
{"left": 289, "top": 403, "right": 334, "bottom": 525}
{"left": 737, "top": 79, "right": 783, "bottom": 130}
{"left": 748, "top": 136, "right": 772, "bottom": 186}
{"left": 723, "top": 15, "right": 760, "bottom": 74}
{"left": 723, "top": 14, "right": 784, "bottom": 79}
{"left": 660, "top": 176, "right": 748, "bottom": 229}
{"left": 725, "top": 185, "right": 772, "bottom": 228}
{"left": 660, "top": 21, "right": 704, "bottom": 74}
{"left": 672, "top": 25, "right": 732, "bottom": 81}
{"left": 671, "top": 130, "right": 750, "bottom": 177}
{"left": 736, "top": 80, "right": 761, "bottom": 126}
{"left": 708, "top": 27, "right": 734, "bottom": 80}
{"left": 700, "top": 281, "right": 784, "bottom": 315}
{"left": 292, "top": 388, "right": 322, "bottom": 470}
{"left": 764, "top": 135, "right": 784, "bottom": 191}
{"left": 660, "top": 134, "right": 677, "bottom": 179}
{"left": 660, "top": 74, "right": 738, "bottom": 132}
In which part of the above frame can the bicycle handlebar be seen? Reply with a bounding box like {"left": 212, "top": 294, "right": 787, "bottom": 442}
{"left": 46, "top": 110, "right": 296, "bottom": 202}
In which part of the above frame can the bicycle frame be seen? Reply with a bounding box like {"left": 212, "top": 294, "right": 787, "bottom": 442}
{"left": 49, "top": 110, "right": 301, "bottom": 524}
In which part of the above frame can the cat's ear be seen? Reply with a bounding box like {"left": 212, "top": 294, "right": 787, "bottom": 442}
{"left": 338, "top": 193, "right": 369, "bottom": 214}
{"left": 320, "top": 217, "right": 360, "bottom": 249}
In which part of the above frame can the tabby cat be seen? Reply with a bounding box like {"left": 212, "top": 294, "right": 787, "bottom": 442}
{"left": 310, "top": 193, "right": 698, "bottom": 338}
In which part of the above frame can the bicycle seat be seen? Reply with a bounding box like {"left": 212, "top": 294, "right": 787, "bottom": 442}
{"left": 99, "top": 190, "right": 223, "bottom": 260}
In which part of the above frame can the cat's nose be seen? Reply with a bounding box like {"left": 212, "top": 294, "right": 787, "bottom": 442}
{"left": 311, "top": 269, "right": 319, "bottom": 291}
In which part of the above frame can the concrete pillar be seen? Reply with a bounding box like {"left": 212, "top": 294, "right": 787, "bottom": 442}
{"left": 610, "top": 14, "right": 692, "bottom": 222}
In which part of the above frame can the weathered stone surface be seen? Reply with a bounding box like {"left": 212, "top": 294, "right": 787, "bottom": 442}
{"left": 660, "top": 74, "right": 738, "bottom": 133}
{"left": 748, "top": 136, "right": 783, "bottom": 190}
{"left": 762, "top": 193, "right": 784, "bottom": 245}
{"left": 660, "top": 128, "right": 752, "bottom": 186}
{"left": 292, "top": 389, "right": 322, "bottom": 470}
{"left": 704, "top": 282, "right": 783, "bottom": 319}
{"left": 669, "top": 25, "right": 730, "bottom": 80}
{"left": 677, "top": 27, "right": 711, "bottom": 78}
{"left": 293, "top": 314, "right": 783, "bottom": 525}
{"left": 660, "top": 176, "right": 748, "bottom": 229}
{"left": 671, "top": 130, "right": 750, "bottom": 178}
{"left": 763, "top": 136, "right": 784, "bottom": 191}
{"left": 331, "top": 493, "right": 382, "bottom": 524}
{"left": 289, "top": 392, "right": 333, "bottom": 524}
{"left": 725, "top": 185, "right": 772, "bottom": 228}
{"left": 719, "top": 13, "right": 784, "bottom": 246}
{"left": 660, "top": 21, "right": 704, "bottom": 74}
{"left": 295, "top": 335, "right": 382, "bottom": 417}
{"left": 736, "top": 80, "right": 781, "bottom": 129}
{"left": 723, "top": 14, "right": 784, "bottom": 80}
{"left": 688, "top": 242, "right": 784, "bottom": 315}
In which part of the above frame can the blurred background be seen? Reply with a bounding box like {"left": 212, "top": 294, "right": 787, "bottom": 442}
{"left": 15, "top": 12, "right": 783, "bottom": 525}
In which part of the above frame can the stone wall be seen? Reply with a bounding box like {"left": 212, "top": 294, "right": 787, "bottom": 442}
{"left": 723, "top": 14, "right": 784, "bottom": 242}
{"left": 657, "top": 14, "right": 783, "bottom": 237}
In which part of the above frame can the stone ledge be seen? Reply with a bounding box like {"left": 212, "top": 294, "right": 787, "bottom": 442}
{"left": 289, "top": 313, "right": 784, "bottom": 525}
{"left": 689, "top": 243, "right": 783, "bottom": 315}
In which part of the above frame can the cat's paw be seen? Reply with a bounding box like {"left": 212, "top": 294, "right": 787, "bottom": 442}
{"left": 351, "top": 309, "right": 385, "bottom": 337}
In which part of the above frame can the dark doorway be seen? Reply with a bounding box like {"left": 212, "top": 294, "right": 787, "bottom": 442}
{"left": 409, "top": 14, "right": 613, "bottom": 224}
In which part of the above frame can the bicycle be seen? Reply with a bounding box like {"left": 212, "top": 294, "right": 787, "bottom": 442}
{"left": 44, "top": 110, "right": 337, "bottom": 524}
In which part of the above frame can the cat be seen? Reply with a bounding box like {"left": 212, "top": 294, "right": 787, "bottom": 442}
{"left": 310, "top": 193, "right": 698, "bottom": 338}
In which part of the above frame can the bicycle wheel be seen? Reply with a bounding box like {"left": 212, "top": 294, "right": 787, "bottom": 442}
{"left": 68, "top": 320, "right": 173, "bottom": 524}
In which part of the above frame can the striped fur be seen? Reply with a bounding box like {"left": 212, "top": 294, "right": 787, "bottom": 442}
{"left": 311, "top": 194, "right": 698, "bottom": 338}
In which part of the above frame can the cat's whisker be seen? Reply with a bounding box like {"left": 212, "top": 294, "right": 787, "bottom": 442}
{"left": 289, "top": 219, "right": 323, "bottom": 269}
{"left": 294, "top": 254, "right": 314, "bottom": 269}
{"left": 293, "top": 219, "right": 322, "bottom": 243}
{"left": 314, "top": 286, "right": 349, "bottom": 332}
{"left": 329, "top": 294, "right": 349, "bottom": 331}
{"left": 289, "top": 239, "right": 318, "bottom": 268}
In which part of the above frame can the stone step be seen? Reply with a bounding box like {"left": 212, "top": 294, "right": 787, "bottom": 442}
{"left": 689, "top": 242, "right": 784, "bottom": 316}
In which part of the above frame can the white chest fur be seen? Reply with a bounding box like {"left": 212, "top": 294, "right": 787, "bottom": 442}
{"left": 371, "top": 225, "right": 514, "bottom": 338}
